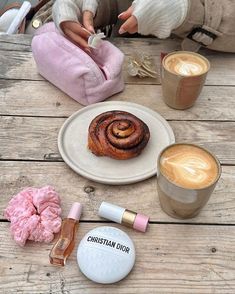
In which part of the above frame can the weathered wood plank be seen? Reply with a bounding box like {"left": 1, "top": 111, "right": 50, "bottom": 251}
{"left": 112, "top": 36, "right": 182, "bottom": 54}
{"left": 0, "top": 35, "right": 179, "bottom": 52}
{"left": 0, "top": 116, "right": 234, "bottom": 163}
{"left": 0, "top": 51, "right": 39, "bottom": 80}
{"left": 0, "top": 39, "right": 234, "bottom": 85}
{"left": 0, "top": 34, "right": 227, "bottom": 56}
{"left": 0, "top": 34, "right": 32, "bottom": 51}
{"left": 1, "top": 80, "right": 235, "bottom": 121}
{"left": 0, "top": 222, "right": 234, "bottom": 294}
{"left": 0, "top": 162, "right": 234, "bottom": 224}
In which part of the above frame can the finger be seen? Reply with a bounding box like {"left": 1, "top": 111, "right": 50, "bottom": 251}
{"left": 83, "top": 10, "right": 95, "bottom": 33}
{"left": 118, "top": 6, "right": 133, "bottom": 20}
{"left": 63, "top": 27, "right": 90, "bottom": 50}
{"left": 61, "top": 21, "right": 90, "bottom": 40}
{"left": 66, "top": 21, "right": 90, "bottom": 39}
{"left": 119, "top": 15, "right": 138, "bottom": 34}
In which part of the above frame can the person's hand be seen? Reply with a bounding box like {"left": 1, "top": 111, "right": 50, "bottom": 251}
{"left": 60, "top": 10, "right": 95, "bottom": 51}
{"left": 118, "top": 6, "right": 138, "bottom": 35}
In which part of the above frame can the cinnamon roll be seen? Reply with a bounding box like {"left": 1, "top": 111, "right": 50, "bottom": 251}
{"left": 88, "top": 110, "right": 150, "bottom": 160}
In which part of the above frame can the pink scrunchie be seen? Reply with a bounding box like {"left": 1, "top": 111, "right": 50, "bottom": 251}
{"left": 4, "top": 186, "right": 62, "bottom": 246}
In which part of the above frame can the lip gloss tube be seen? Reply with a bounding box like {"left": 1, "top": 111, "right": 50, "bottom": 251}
{"left": 98, "top": 201, "right": 149, "bottom": 232}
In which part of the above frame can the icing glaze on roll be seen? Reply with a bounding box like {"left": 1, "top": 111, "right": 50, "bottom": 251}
{"left": 160, "top": 145, "right": 219, "bottom": 189}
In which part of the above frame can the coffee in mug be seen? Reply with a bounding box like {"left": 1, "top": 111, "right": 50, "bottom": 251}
{"left": 161, "top": 51, "right": 210, "bottom": 109}
{"left": 157, "top": 143, "right": 221, "bottom": 219}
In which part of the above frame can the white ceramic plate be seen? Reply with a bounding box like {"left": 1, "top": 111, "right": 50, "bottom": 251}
{"left": 58, "top": 101, "right": 175, "bottom": 185}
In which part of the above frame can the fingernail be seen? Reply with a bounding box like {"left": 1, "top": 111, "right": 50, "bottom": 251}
{"left": 82, "top": 27, "right": 92, "bottom": 35}
{"left": 89, "top": 26, "right": 95, "bottom": 33}
{"left": 85, "top": 48, "right": 91, "bottom": 54}
{"left": 118, "top": 12, "right": 124, "bottom": 18}
{"left": 119, "top": 28, "right": 126, "bottom": 34}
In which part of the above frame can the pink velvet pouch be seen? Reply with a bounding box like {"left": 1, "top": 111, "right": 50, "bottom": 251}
{"left": 31, "top": 23, "right": 125, "bottom": 105}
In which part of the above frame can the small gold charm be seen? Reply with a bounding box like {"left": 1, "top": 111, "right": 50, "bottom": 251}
{"left": 127, "top": 52, "right": 158, "bottom": 78}
{"left": 32, "top": 19, "right": 42, "bottom": 29}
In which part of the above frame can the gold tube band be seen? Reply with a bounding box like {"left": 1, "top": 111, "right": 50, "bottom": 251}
{"left": 122, "top": 210, "right": 137, "bottom": 227}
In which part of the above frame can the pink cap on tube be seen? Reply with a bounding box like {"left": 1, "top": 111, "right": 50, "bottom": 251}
{"left": 67, "top": 202, "right": 82, "bottom": 220}
{"left": 133, "top": 213, "right": 149, "bottom": 232}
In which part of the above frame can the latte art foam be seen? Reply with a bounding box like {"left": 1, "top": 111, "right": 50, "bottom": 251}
{"left": 164, "top": 52, "right": 209, "bottom": 76}
{"left": 160, "top": 145, "right": 219, "bottom": 189}
{"left": 175, "top": 61, "right": 204, "bottom": 76}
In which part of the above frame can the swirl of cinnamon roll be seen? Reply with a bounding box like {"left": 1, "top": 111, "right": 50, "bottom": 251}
{"left": 88, "top": 110, "right": 150, "bottom": 160}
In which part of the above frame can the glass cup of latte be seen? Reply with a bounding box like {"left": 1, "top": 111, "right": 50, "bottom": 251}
{"left": 161, "top": 51, "right": 210, "bottom": 110}
{"left": 157, "top": 143, "right": 221, "bottom": 219}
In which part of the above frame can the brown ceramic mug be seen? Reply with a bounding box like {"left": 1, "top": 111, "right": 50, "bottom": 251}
{"left": 161, "top": 51, "right": 210, "bottom": 110}
{"left": 157, "top": 143, "right": 221, "bottom": 219}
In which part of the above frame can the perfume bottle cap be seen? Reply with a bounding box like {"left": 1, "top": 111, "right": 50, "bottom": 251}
{"left": 67, "top": 202, "right": 82, "bottom": 220}
{"left": 77, "top": 226, "right": 135, "bottom": 284}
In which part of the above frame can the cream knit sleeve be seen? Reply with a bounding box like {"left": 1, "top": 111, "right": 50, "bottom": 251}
{"left": 52, "top": 0, "right": 99, "bottom": 31}
{"left": 132, "top": 0, "right": 188, "bottom": 39}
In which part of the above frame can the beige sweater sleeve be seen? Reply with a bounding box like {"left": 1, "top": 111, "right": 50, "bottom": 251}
{"left": 132, "top": 0, "right": 188, "bottom": 39}
{"left": 52, "top": 0, "right": 99, "bottom": 31}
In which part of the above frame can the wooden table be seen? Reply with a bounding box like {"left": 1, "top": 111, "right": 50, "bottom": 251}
{"left": 0, "top": 34, "right": 235, "bottom": 294}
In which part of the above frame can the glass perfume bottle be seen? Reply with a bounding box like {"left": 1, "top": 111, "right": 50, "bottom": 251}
{"left": 49, "top": 202, "right": 82, "bottom": 266}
